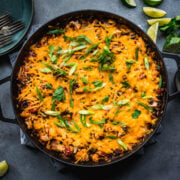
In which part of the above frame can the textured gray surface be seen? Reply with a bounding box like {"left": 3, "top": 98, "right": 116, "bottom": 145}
{"left": 0, "top": 0, "right": 180, "bottom": 180}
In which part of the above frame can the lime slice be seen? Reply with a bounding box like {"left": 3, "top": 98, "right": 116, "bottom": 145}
{"left": 144, "top": 0, "right": 163, "bottom": 6}
{"left": 147, "top": 18, "right": 171, "bottom": 26}
{"left": 147, "top": 22, "right": 159, "bottom": 43}
{"left": 143, "top": 7, "right": 166, "bottom": 18}
{"left": 122, "top": 0, "right": 136, "bottom": 8}
{"left": 0, "top": 160, "right": 8, "bottom": 177}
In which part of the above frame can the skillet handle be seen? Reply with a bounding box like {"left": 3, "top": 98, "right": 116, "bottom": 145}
{"left": 161, "top": 52, "right": 180, "bottom": 101}
{"left": 0, "top": 75, "right": 17, "bottom": 124}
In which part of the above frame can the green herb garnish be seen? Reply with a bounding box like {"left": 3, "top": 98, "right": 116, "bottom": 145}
{"left": 72, "top": 120, "right": 81, "bottom": 132}
{"left": 81, "top": 77, "right": 88, "bottom": 85}
{"left": 105, "top": 34, "right": 113, "bottom": 47}
{"left": 106, "top": 135, "right": 117, "bottom": 139}
{"left": 51, "top": 102, "right": 56, "bottom": 111}
{"left": 117, "top": 139, "right": 128, "bottom": 150}
{"left": 48, "top": 45, "right": 57, "bottom": 64}
{"left": 69, "top": 64, "right": 77, "bottom": 75}
{"left": 80, "top": 43, "right": 99, "bottom": 59}
{"left": 63, "top": 35, "right": 91, "bottom": 44}
{"left": 117, "top": 99, "right": 130, "bottom": 106}
{"left": 141, "top": 91, "right": 146, "bottom": 97}
{"left": 79, "top": 110, "right": 94, "bottom": 115}
{"left": 82, "top": 66, "right": 93, "bottom": 70}
{"left": 69, "top": 80, "right": 75, "bottom": 108}
{"left": 92, "top": 104, "right": 113, "bottom": 110}
{"left": 136, "top": 101, "right": 153, "bottom": 112}
{"left": 46, "top": 84, "right": 52, "bottom": 89}
{"left": 135, "top": 47, "right": 139, "bottom": 60}
{"left": 52, "top": 86, "right": 66, "bottom": 102}
{"left": 89, "top": 117, "right": 106, "bottom": 125}
{"left": 92, "top": 81, "right": 103, "bottom": 87}
{"left": 80, "top": 114, "right": 90, "bottom": 127}
{"left": 45, "top": 111, "right": 60, "bottom": 116}
{"left": 36, "top": 87, "right": 43, "bottom": 102}
{"left": 97, "top": 47, "right": 115, "bottom": 71}
{"left": 47, "top": 29, "right": 65, "bottom": 35}
{"left": 102, "top": 95, "right": 109, "bottom": 102}
{"left": 132, "top": 109, "right": 141, "bottom": 119}
{"left": 40, "top": 67, "right": 52, "bottom": 73}
{"left": 160, "top": 16, "right": 180, "bottom": 53}
{"left": 111, "top": 121, "right": 126, "bottom": 126}
{"left": 121, "top": 81, "right": 130, "bottom": 89}
{"left": 126, "top": 59, "right": 135, "bottom": 69}
{"left": 109, "top": 74, "right": 115, "bottom": 84}
{"left": 144, "top": 57, "right": 150, "bottom": 70}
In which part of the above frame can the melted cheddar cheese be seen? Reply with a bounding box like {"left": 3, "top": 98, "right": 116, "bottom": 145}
{"left": 17, "top": 19, "right": 162, "bottom": 164}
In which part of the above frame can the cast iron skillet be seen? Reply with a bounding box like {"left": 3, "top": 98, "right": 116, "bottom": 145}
{"left": 0, "top": 10, "right": 180, "bottom": 167}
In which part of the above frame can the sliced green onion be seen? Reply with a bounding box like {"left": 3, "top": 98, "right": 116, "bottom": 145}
{"left": 69, "top": 64, "right": 77, "bottom": 75}
{"left": 92, "top": 48, "right": 99, "bottom": 56}
{"left": 102, "top": 95, "right": 109, "bottom": 102}
{"left": 117, "top": 139, "right": 128, "bottom": 150}
{"left": 47, "top": 29, "right": 65, "bottom": 34}
{"left": 109, "top": 74, "right": 115, "bottom": 84}
{"left": 46, "top": 84, "right": 52, "bottom": 89}
{"left": 80, "top": 114, "right": 89, "bottom": 127}
{"left": 111, "top": 121, "right": 126, "bottom": 126}
{"left": 64, "top": 63, "right": 76, "bottom": 67}
{"left": 79, "top": 110, "right": 95, "bottom": 115}
{"left": 106, "top": 135, "right": 117, "bottom": 139}
{"left": 83, "top": 83, "right": 106, "bottom": 92}
{"left": 89, "top": 117, "right": 106, "bottom": 125}
{"left": 36, "top": 87, "right": 43, "bottom": 102}
{"left": 72, "top": 45, "right": 87, "bottom": 52}
{"left": 92, "top": 81, "right": 103, "bottom": 87}
{"left": 105, "top": 34, "right": 113, "bottom": 47}
{"left": 141, "top": 91, "right": 146, "bottom": 97}
{"left": 135, "top": 47, "right": 139, "bottom": 60}
{"left": 45, "top": 111, "right": 60, "bottom": 116}
{"left": 69, "top": 80, "right": 75, "bottom": 108}
{"left": 136, "top": 101, "right": 153, "bottom": 112}
{"left": 40, "top": 62, "right": 56, "bottom": 71}
{"left": 81, "top": 77, "right": 88, "bottom": 85}
{"left": 117, "top": 99, "right": 130, "bottom": 106}
{"left": 54, "top": 121, "right": 66, "bottom": 128}
{"left": 84, "top": 43, "right": 99, "bottom": 56}
{"left": 144, "top": 57, "right": 150, "bottom": 70}
{"left": 40, "top": 67, "right": 52, "bottom": 73}
{"left": 92, "top": 104, "right": 113, "bottom": 110}
{"left": 126, "top": 59, "right": 136, "bottom": 64}
{"left": 92, "top": 83, "right": 106, "bottom": 91}
{"left": 72, "top": 120, "right": 81, "bottom": 132}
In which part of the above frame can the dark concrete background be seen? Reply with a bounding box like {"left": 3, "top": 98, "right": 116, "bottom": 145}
{"left": 0, "top": 0, "right": 180, "bottom": 179}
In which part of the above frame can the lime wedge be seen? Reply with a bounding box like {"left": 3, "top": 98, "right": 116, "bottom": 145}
{"left": 147, "top": 22, "right": 159, "bottom": 43}
{"left": 0, "top": 160, "right": 8, "bottom": 177}
{"left": 122, "top": 0, "right": 136, "bottom": 8}
{"left": 144, "top": 0, "right": 163, "bottom": 6}
{"left": 147, "top": 18, "right": 171, "bottom": 26}
{"left": 143, "top": 7, "right": 166, "bottom": 18}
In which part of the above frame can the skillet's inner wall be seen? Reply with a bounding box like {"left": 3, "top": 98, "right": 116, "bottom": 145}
{"left": 12, "top": 11, "right": 166, "bottom": 166}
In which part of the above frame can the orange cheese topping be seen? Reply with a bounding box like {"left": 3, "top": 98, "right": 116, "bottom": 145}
{"left": 17, "top": 19, "right": 162, "bottom": 163}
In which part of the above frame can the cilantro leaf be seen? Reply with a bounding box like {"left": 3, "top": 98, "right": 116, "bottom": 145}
{"left": 132, "top": 109, "right": 141, "bottom": 119}
{"left": 52, "top": 86, "right": 66, "bottom": 102}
